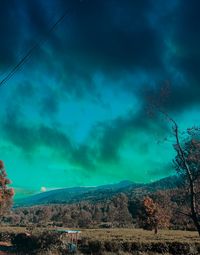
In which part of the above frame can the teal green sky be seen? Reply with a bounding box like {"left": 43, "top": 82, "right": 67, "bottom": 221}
{"left": 0, "top": 0, "right": 200, "bottom": 197}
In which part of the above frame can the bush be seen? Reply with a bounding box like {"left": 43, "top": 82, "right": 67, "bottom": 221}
{"left": 104, "top": 241, "right": 121, "bottom": 252}
{"left": 87, "top": 240, "right": 104, "bottom": 254}
{"left": 0, "top": 231, "right": 13, "bottom": 242}
{"left": 121, "top": 241, "right": 132, "bottom": 252}
{"left": 11, "top": 231, "right": 68, "bottom": 254}
{"left": 149, "top": 242, "right": 169, "bottom": 253}
{"left": 168, "top": 242, "right": 191, "bottom": 255}
{"left": 36, "top": 231, "right": 63, "bottom": 250}
{"left": 11, "top": 233, "right": 40, "bottom": 253}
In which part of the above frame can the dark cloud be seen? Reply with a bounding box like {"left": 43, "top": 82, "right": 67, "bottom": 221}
{"left": 3, "top": 109, "right": 38, "bottom": 153}
{"left": 154, "top": 0, "right": 200, "bottom": 113}
{"left": 1, "top": 0, "right": 200, "bottom": 186}
{"left": 63, "top": 0, "right": 162, "bottom": 72}
{"left": 1, "top": 0, "right": 200, "bottom": 108}
{"left": 14, "top": 81, "right": 36, "bottom": 99}
{"left": 0, "top": 1, "right": 23, "bottom": 69}
{"left": 2, "top": 0, "right": 199, "bottom": 122}
{"left": 2, "top": 106, "right": 96, "bottom": 170}
{"left": 147, "top": 163, "right": 174, "bottom": 178}
{"left": 2, "top": 108, "right": 72, "bottom": 156}
{"left": 0, "top": 0, "right": 166, "bottom": 97}
{"left": 91, "top": 108, "right": 169, "bottom": 163}
{"left": 40, "top": 95, "right": 58, "bottom": 115}
{"left": 71, "top": 145, "right": 96, "bottom": 171}
{"left": 40, "top": 88, "right": 59, "bottom": 115}
{"left": 23, "top": 1, "right": 54, "bottom": 38}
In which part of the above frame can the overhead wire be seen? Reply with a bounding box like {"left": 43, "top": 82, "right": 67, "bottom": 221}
{"left": 0, "top": 6, "right": 74, "bottom": 87}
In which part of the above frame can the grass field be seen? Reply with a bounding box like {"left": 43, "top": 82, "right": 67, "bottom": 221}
{"left": 79, "top": 228, "right": 200, "bottom": 254}
{"left": 81, "top": 228, "right": 200, "bottom": 243}
{"left": 0, "top": 227, "right": 200, "bottom": 254}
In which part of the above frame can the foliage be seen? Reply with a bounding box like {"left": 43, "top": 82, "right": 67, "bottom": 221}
{"left": 0, "top": 160, "right": 14, "bottom": 217}
{"left": 11, "top": 232, "right": 40, "bottom": 252}
{"left": 11, "top": 231, "right": 68, "bottom": 254}
{"left": 7, "top": 193, "right": 134, "bottom": 228}
{"left": 139, "top": 196, "right": 170, "bottom": 234}
{"left": 3, "top": 188, "right": 199, "bottom": 231}
{"left": 140, "top": 197, "right": 158, "bottom": 232}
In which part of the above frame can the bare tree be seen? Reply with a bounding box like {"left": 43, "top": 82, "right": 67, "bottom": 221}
{"left": 148, "top": 83, "right": 200, "bottom": 235}
{"left": 173, "top": 127, "right": 200, "bottom": 235}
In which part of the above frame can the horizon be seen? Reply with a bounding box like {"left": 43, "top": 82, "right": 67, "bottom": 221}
{"left": 14, "top": 175, "right": 174, "bottom": 200}
{"left": 0, "top": 1, "right": 200, "bottom": 195}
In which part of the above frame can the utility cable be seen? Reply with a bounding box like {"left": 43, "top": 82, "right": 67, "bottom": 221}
{"left": 0, "top": 7, "right": 73, "bottom": 87}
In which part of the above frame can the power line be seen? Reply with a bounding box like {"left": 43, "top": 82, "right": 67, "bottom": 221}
{"left": 0, "top": 7, "right": 73, "bottom": 87}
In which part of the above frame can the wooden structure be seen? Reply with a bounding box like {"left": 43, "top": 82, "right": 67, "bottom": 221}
{"left": 55, "top": 229, "right": 81, "bottom": 253}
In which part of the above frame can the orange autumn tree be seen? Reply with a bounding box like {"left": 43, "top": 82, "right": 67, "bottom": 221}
{"left": 139, "top": 196, "right": 170, "bottom": 234}
{"left": 0, "top": 160, "right": 14, "bottom": 217}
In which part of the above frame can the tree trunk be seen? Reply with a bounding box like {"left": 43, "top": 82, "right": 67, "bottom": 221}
{"left": 191, "top": 213, "right": 200, "bottom": 236}
{"left": 190, "top": 180, "right": 200, "bottom": 236}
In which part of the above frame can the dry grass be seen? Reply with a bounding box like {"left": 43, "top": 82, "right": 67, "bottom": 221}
{"left": 81, "top": 228, "right": 200, "bottom": 243}
{"left": 2, "top": 226, "right": 199, "bottom": 242}
{"left": 78, "top": 229, "right": 200, "bottom": 254}
{"left": 1, "top": 227, "right": 200, "bottom": 254}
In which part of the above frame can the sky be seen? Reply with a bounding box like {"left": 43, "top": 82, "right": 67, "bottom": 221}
{"left": 0, "top": 0, "right": 200, "bottom": 197}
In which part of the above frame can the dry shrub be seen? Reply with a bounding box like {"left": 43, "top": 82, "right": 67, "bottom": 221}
{"left": 11, "top": 231, "right": 68, "bottom": 254}
{"left": 87, "top": 240, "right": 105, "bottom": 254}
{"left": 149, "top": 242, "right": 169, "bottom": 253}
{"left": 11, "top": 233, "right": 40, "bottom": 253}
{"left": 168, "top": 242, "right": 191, "bottom": 255}
{"left": 80, "top": 240, "right": 198, "bottom": 254}
{"left": 0, "top": 231, "right": 14, "bottom": 242}
{"left": 104, "top": 241, "right": 121, "bottom": 252}
{"left": 121, "top": 241, "right": 132, "bottom": 252}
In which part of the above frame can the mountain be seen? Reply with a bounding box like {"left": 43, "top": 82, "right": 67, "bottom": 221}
{"left": 147, "top": 175, "right": 180, "bottom": 190}
{"left": 14, "top": 176, "right": 179, "bottom": 207}
{"left": 14, "top": 180, "right": 138, "bottom": 207}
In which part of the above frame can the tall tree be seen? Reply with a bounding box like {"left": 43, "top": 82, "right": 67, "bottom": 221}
{"left": 148, "top": 83, "right": 200, "bottom": 235}
{"left": 173, "top": 127, "right": 200, "bottom": 235}
{"left": 153, "top": 106, "right": 200, "bottom": 235}
{"left": 0, "top": 160, "right": 14, "bottom": 218}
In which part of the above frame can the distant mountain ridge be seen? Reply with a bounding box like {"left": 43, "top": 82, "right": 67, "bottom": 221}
{"left": 14, "top": 176, "right": 179, "bottom": 207}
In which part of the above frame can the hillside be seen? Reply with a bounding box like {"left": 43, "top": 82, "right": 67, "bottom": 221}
{"left": 15, "top": 175, "right": 179, "bottom": 207}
